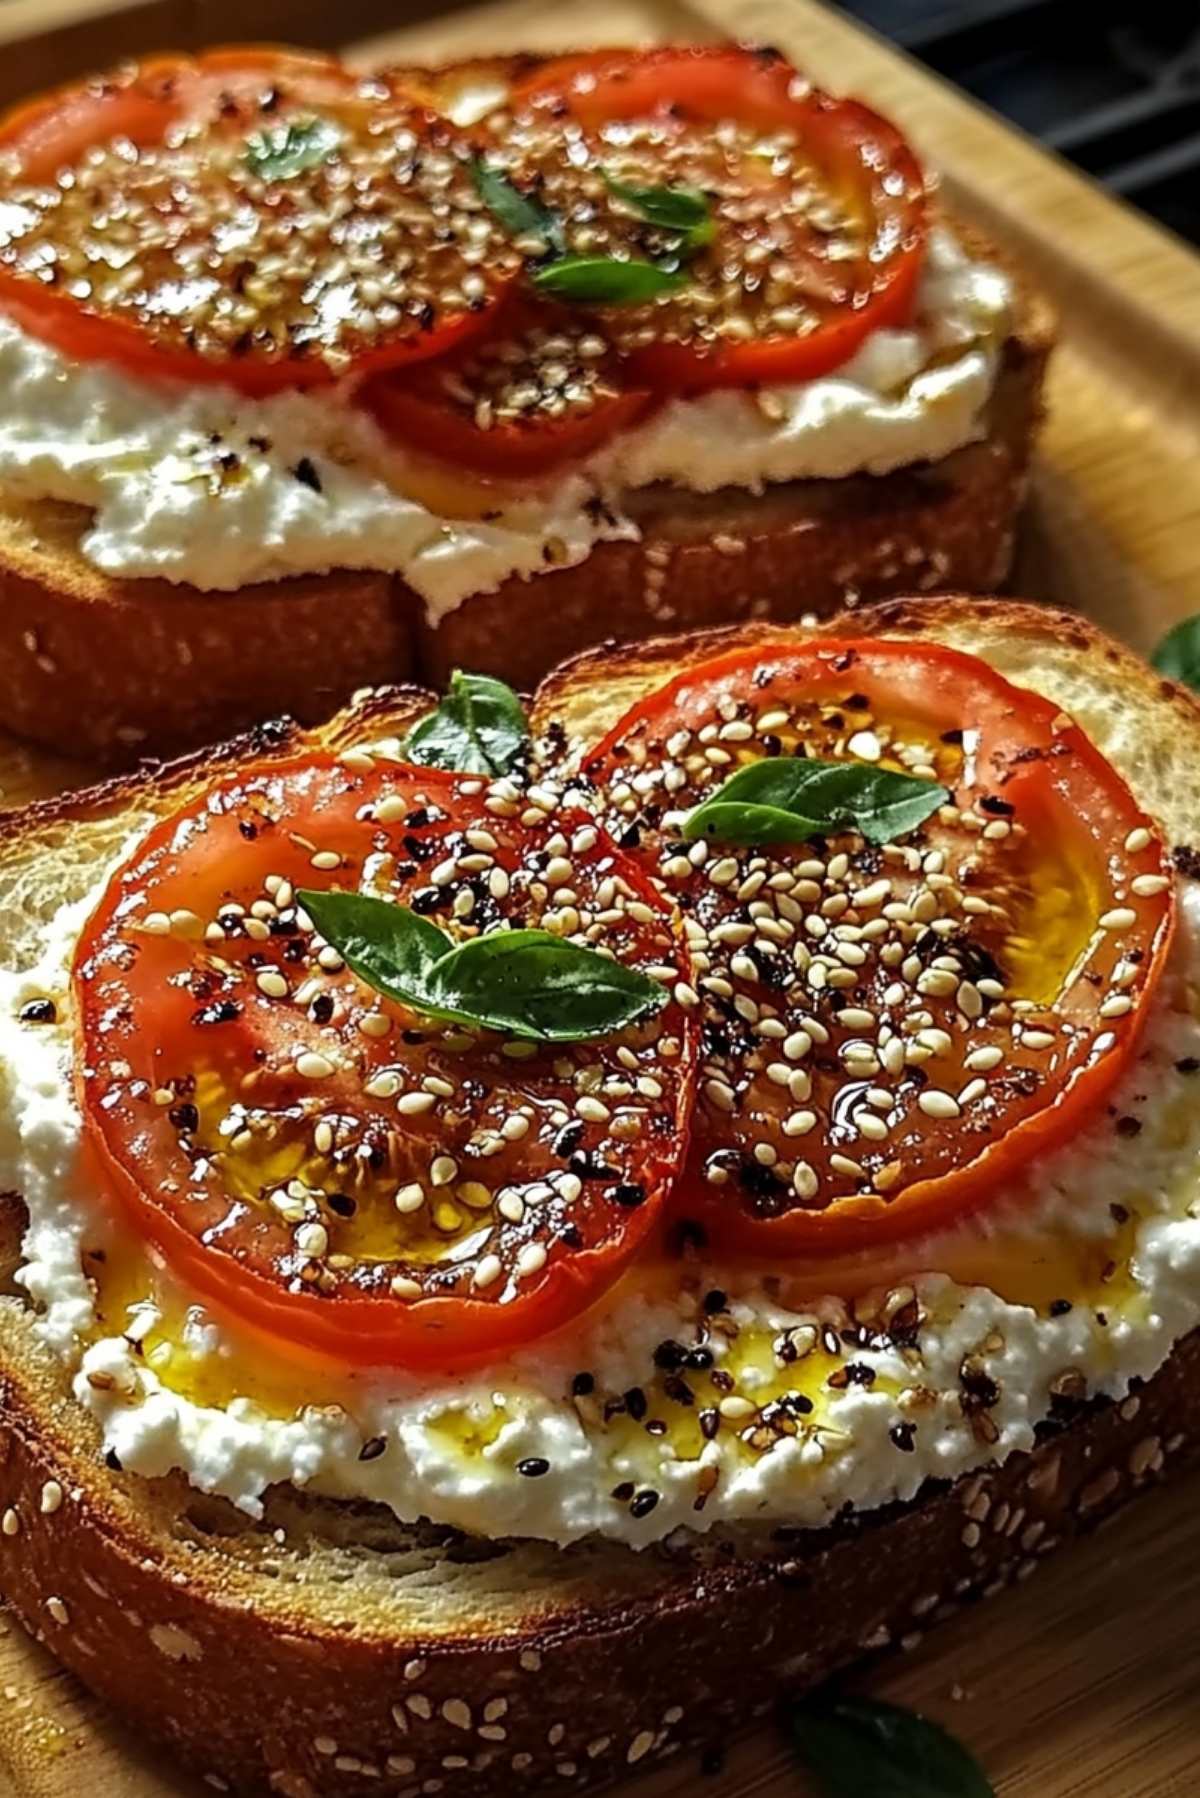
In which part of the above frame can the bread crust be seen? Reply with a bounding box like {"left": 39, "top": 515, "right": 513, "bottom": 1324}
{"left": 0, "top": 53, "right": 1054, "bottom": 767}
{"left": 0, "top": 599, "right": 1197, "bottom": 1795}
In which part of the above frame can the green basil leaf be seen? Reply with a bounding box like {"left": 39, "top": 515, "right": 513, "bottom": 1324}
{"left": 471, "top": 160, "right": 563, "bottom": 253}
{"left": 402, "top": 671, "right": 530, "bottom": 777}
{"left": 533, "top": 256, "right": 684, "bottom": 304}
{"left": 792, "top": 1695, "right": 994, "bottom": 1798}
{"left": 245, "top": 116, "right": 341, "bottom": 182}
{"left": 1151, "top": 615, "right": 1200, "bottom": 694}
{"left": 602, "top": 170, "right": 715, "bottom": 248}
{"left": 422, "top": 929, "right": 667, "bottom": 1041}
{"left": 681, "top": 756, "right": 949, "bottom": 847}
{"left": 294, "top": 893, "right": 667, "bottom": 1043}
{"left": 297, "top": 889, "right": 449, "bottom": 997}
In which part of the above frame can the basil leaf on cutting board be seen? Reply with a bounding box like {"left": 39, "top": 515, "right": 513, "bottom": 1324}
{"left": 297, "top": 890, "right": 667, "bottom": 1043}
{"left": 681, "top": 756, "right": 950, "bottom": 847}
{"left": 245, "top": 116, "right": 342, "bottom": 182}
{"left": 402, "top": 671, "right": 530, "bottom": 777}
{"left": 792, "top": 1695, "right": 995, "bottom": 1798}
{"left": 1151, "top": 615, "right": 1200, "bottom": 693}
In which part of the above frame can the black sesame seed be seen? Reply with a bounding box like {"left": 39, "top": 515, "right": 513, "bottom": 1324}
{"left": 571, "top": 1371, "right": 595, "bottom": 1397}
{"left": 104, "top": 1449, "right": 123, "bottom": 1472}
{"left": 653, "top": 1339, "right": 686, "bottom": 1372}
{"left": 703, "top": 1288, "right": 728, "bottom": 1315}
{"left": 889, "top": 1421, "right": 917, "bottom": 1453}
{"left": 358, "top": 1436, "right": 386, "bottom": 1462}
{"left": 1049, "top": 1298, "right": 1073, "bottom": 1317}
{"left": 1115, "top": 1115, "right": 1142, "bottom": 1137}
{"left": 608, "top": 1180, "right": 647, "bottom": 1209}
{"left": 629, "top": 1489, "right": 659, "bottom": 1520}
{"left": 554, "top": 1121, "right": 585, "bottom": 1159}
{"left": 517, "top": 1457, "right": 550, "bottom": 1479}
{"left": 624, "top": 1387, "right": 648, "bottom": 1422}
{"left": 327, "top": 1192, "right": 357, "bottom": 1218}
{"left": 292, "top": 456, "right": 323, "bottom": 492}
{"left": 168, "top": 1102, "right": 199, "bottom": 1134}
{"left": 699, "top": 1408, "right": 720, "bottom": 1441}
{"left": 309, "top": 993, "right": 335, "bottom": 1024}
{"left": 18, "top": 998, "right": 56, "bottom": 1025}
{"left": 1176, "top": 1057, "right": 1200, "bottom": 1075}
{"left": 611, "top": 1481, "right": 635, "bottom": 1502}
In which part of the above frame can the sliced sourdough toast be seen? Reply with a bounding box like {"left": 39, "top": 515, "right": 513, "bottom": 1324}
{"left": 0, "top": 600, "right": 1196, "bottom": 1796}
{"left": 0, "top": 43, "right": 1054, "bottom": 765}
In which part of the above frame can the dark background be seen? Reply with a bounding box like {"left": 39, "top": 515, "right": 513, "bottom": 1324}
{"left": 834, "top": 1, "right": 1200, "bottom": 244}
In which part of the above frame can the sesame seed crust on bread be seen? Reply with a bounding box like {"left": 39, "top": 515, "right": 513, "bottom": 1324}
{"left": 0, "top": 602, "right": 1197, "bottom": 1796}
{"left": 0, "top": 45, "right": 1053, "bottom": 766}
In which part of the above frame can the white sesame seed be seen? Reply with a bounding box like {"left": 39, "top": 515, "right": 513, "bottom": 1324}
{"left": 719, "top": 1395, "right": 755, "bottom": 1420}
{"left": 397, "top": 1091, "right": 437, "bottom": 1116}
{"left": 141, "top": 911, "right": 171, "bottom": 935}
{"left": 918, "top": 1089, "right": 961, "bottom": 1120}
{"left": 957, "top": 1078, "right": 988, "bottom": 1106}
{"left": 1124, "top": 827, "right": 1152, "bottom": 853}
{"left": 40, "top": 1480, "right": 63, "bottom": 1515}
{"left": 1099, "top": 994, "right": 1134, "bottom": 1018}
{"left": 296, "top": 1052, "right": 335, "bottom": 1080}
{"left": 472, "top": 1255, "right": 503, "bottom": 1291}
{"left": 1021, "top": 1029, "right": 1057, "bottom": 1050}
{"left": 838, "top": 1008, "right": 876, "bottom": 1031}
{"left": 296, "top": 1222, "right": 328, "bottom": 1258}
{"left": 1, "top": 1508, "right": 18, "bottom": 1536}
{"left": 516, "top": 1241, "right": 547, "bottom": 1277}
{"left": 310, "top": 850, "right": 341, "bottom": 871}
{"left": 395, "top": 1183, "right": 426, "bottom": 1214}
{"left": 255, "top": 970, "right": 289, "bottom": 999}
{"left": 848, "top": 730, "right": 881, "bottom": 762}
{"left": 364, "top": 1071, "right": 400, "bottom": 1099}
{"left": 1099, "top": 908, "right": 1138, "bottom": 931}
{"left": 783, "top": 1110, "right": 816, "bottom": 1137}
{"left": 46, "top": 1596, "right": 69, "bottom": 1626}
{"left": 1131, "top": 875, "right": 1169, "bottom": 897}
{"left": 792, "top": 1161, "right": 818, "bottom": 1200}
{"left": 431, "top": 1155, "right": 458, "bottom": 1186}
{"left": 964, "top": 1045, "right": 1004, "bottom": 1071}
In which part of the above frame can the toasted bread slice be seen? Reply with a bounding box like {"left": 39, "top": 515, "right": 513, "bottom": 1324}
{"left": 0, "top": 600, "right": 1196, "bottom": 1797}
{"left": 0, "top": 43, "right": 1053, "bottom": 764}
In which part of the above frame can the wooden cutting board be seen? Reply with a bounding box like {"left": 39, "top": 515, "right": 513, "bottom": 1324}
{"left": 0, "top": 0, "right": 1199, "bottom": 1793}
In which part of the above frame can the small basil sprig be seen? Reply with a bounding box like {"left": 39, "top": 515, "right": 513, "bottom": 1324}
{"left": 1151, "top": 615, "right": 1200, "bottom": 694}
{"left": 533, "top": 256, "right": 682, "bottom": 303}
{"left": 245, "top": 116, "right": 341, "bottom": 182}
{"left": 681, "top": 756, "right": 950, "bottom": 847}
{"left": 602, "top": 170, "right": 715, "bottom": 250}
{"left": 297, "top": 890, "right": 667, "bottom": 1043}
{"left": 792, "top": 1695, "right": 994, "bottom": 1798}
{"left": 470, "top": 161, "right": 564, "bottom": 254}
{"left": 472, "top": 157, "right": 708, "bottom": 306}
{"left": 402, "top": 671, "right": 529, "bottom": 778}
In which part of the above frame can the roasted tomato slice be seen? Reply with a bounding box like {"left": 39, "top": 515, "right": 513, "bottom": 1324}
{"left": 498, "top": 46, "right": 927, "bottom": 393}
{"left": 0, "top": 50, "right": 517, "bottom": 394}
{"left": 579, "top": 639, "right": 1175, "bottom": 1257}
{"left": 365, "top": 302, "right": 654, "bottom": 476}
{"left": 74, "top": 756, "right": 696, "bottom": 1367}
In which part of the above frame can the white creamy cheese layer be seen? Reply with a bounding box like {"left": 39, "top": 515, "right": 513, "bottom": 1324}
{"left": 1, "top": 870, "right": 1198, "bottom": 1550}
{"left": 0, "top": 228, "right": 1009, "bottom": 622}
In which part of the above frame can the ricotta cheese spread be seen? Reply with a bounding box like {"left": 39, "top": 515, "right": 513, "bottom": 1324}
{"left": 0, "top": 228, "right": 1009, "bottom": 624}
{"left": 1, "top": 867, "right": 1197, "bottom": 1551}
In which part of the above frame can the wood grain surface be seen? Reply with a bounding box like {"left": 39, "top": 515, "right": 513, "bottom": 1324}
{"left": 0, "top": 1, "right": 1199, "bottom": 1794}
